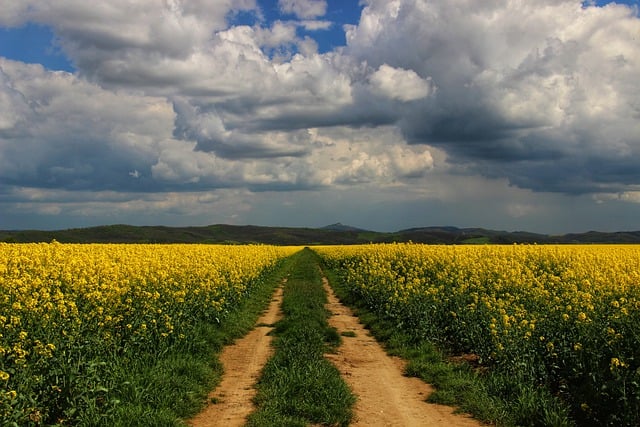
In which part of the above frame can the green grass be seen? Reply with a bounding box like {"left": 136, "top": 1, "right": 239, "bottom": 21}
{"left": 247, "top": 248, "right": 355, "bottom": 426}
{"left": 322, "top": 261, "right": 573, "bottom": 427}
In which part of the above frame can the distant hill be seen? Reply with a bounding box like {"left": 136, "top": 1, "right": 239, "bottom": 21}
{"left": 0, "top": 224, "right": 379, "bottom": 245}
{"left": 1, "top": 224, "right": 639, "bottom": 245}
{"left": 320, "top": 223, "right": 369, "bottom": 232}
{"left": 396, "top": 226, "right": 550, "bottom": 244}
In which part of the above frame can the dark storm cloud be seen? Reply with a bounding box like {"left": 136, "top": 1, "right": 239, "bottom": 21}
{"left": 345, "top": 0, "right": 640, "bottom": 195}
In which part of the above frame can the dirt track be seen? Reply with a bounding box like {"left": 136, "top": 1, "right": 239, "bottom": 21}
{"left": 189, "top": 276, "right": 482, "bottom": 426}
{"left": 187, "top": 283, "right": 284, "bottom": 427}
{"left": 323, "top": 278, "right": 483, "bottom": 427}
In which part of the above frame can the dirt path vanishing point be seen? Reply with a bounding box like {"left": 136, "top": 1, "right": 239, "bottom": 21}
{"left": 323, "top": 278, "right": 484, "bottom": 427}
{"left": 188, "top": 282, "right": 284, "bottom": 427}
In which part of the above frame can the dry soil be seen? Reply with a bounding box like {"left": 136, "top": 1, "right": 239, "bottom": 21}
{"left": 323, "top": 277, "right": 483, "bottom": 427}
{"left": 187, "top": 283, "right": 284, "bottom": 427}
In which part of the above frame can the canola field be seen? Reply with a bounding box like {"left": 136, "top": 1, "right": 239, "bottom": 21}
{"left": 4, "top": 242, "right": 640, "bottom": 425}
{"left": 0, "top": 242, "right": 297, "bottom": 424}
{"left": 317, "top": 243, "right": 640, "bottom": 426}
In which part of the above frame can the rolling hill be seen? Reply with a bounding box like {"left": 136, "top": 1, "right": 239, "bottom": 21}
{"left": 1, "top": 224, "right": 640, "bottom": 244}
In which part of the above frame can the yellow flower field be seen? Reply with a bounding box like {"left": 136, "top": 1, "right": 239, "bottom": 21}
{"left": 317, "top": 243, "right": 640, "bottom": 425}
{"left": 0, "top": 242, "right": 297, "bottom": 424}
{"left": 4, "top": 241, "right": 639, "bottom": 425}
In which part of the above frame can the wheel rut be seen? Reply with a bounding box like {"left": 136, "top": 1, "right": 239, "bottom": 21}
{"left": 187, "top": 282, "right": 284, "bottom": 427}
{"left": 323, "top": 277, "right": 484, "bottom": 427}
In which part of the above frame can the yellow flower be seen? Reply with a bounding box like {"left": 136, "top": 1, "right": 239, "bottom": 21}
{"left": 610, "top": 357, "right": 627, "bottom": 371}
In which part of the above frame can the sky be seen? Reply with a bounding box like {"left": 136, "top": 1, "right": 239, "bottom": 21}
{"left": 0, "top": 0, "right": 639, "bottom": 233}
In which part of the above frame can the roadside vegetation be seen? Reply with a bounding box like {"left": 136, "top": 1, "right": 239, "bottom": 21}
{"left": 97, "top": 254, "right": 297, "bottom": 426}
{"left": 325, "top": 265, "right": 570, "bottom": 427}
{"left": 102, "top": 252, "right": 298, "bottom": 426}
{"left": 248, "top": 248, "right": 355, "bottom": 426}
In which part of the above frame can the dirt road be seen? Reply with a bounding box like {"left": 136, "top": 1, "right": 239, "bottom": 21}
{"left": 323, "top": 278, "right": 483, "bottom": 427}
{"left": 189, "top": 275, "right": 482, "bottom": 426}
{"left": 187, "top": 283, "right": 284, "bottom": 427}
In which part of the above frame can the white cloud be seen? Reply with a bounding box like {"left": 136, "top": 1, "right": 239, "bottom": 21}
{"left": 388, "top": 145, "right": 434, "bottom": 177}
{"left": 297, "top": 36, "right": 319, "bottom": 56}
{"left": 0, "top": 1, "right": 31, "bottom": 26}
{"left": 278, "top": 0, "right": 327, "bottom": 19}
{"left": 369, "top": 64, "right": 433, "bottom": 101}
{"left": 298, "top": 20, "right": 332, "bottom": 31}
{"left": 255, "top": 21, "right": 298, "bottom": 48}
{"left": 595, "top": 191, "right": 640, "bottom": 204}
{"left": 0, "top": 67, "right": 30, "bottom": 130}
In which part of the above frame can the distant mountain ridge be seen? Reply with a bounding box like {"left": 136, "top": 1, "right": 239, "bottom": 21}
{"left": 1, "top": 223, "right": 639, "bottom": 244}
{"left": 320, "top": 223, "right": 369, "bottom": 232}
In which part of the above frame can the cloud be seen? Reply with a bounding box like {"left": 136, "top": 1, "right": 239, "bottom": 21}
{"left": 278, "top": 0, "right": 327, "bottom": 19}
{"left": 255, "top": 20, "right": 298, "bottom": 48}
{"left": 0, "top": 59, "right": 174, "bottom": 192}
{"left": 0, "top": 2, "right": 32, "bottom": 26}
{"left": 0, "top": 58, "right": 433, "bottom": 197}
{"left": 1, "top": 0, "right": 640, "bottom": 232}
{"left": 302, "top": 126, "right": 433, "bottom": 186}
{"left": 2, "top": 1, "right": 259, "bottom": 91}
{"left": 331, "top": 146, "right": 433, "bottom": 184}
{"left": 345, "top": 0, "right": 640, "bottom": 194}
{"left": 298, "top": 20, "right": 332, "bottom": 31}
{"left": 369, "top": 64, "right": 433, "bottom": 101}
{"left": 0, "top": 186, "right": 255, "bottom": 228}
{"left": 0, "top": 67, "right": 30, "bottom": 130}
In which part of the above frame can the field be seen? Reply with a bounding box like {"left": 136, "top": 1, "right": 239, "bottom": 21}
{"left": 2, "top": 242, "right": 640, "bottom": 425}
{"left": 317, "top": 244, "right": 640, "bottom": 426}
{"left": 0, "top": 243, "right": 297, "bottom": 425}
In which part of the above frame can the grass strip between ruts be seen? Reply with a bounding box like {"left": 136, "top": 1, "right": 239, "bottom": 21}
{"left": 247, "top": 248, "right": 355, "bottom": 427}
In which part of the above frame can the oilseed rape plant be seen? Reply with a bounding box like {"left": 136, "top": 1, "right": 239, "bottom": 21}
{"left": 0, "top": 242, "right": 297, "bottom": 425}
{"left": 317, "top": 244, "right": 640, "bottom": 426}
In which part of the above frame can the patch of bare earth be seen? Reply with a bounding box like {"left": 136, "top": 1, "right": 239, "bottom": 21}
{"left": 187, "top": 282, "right": 284, "bottom": 427}
{"left": 323, "top": 278, "right": 484, "bottom": 427}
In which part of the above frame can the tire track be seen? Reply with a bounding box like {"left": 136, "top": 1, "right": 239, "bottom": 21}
{"left": 188, "top": 281, "right": 284, "bottom": 427}
{"left": 323, "top": 278, "right": 483, "bottom": 427}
